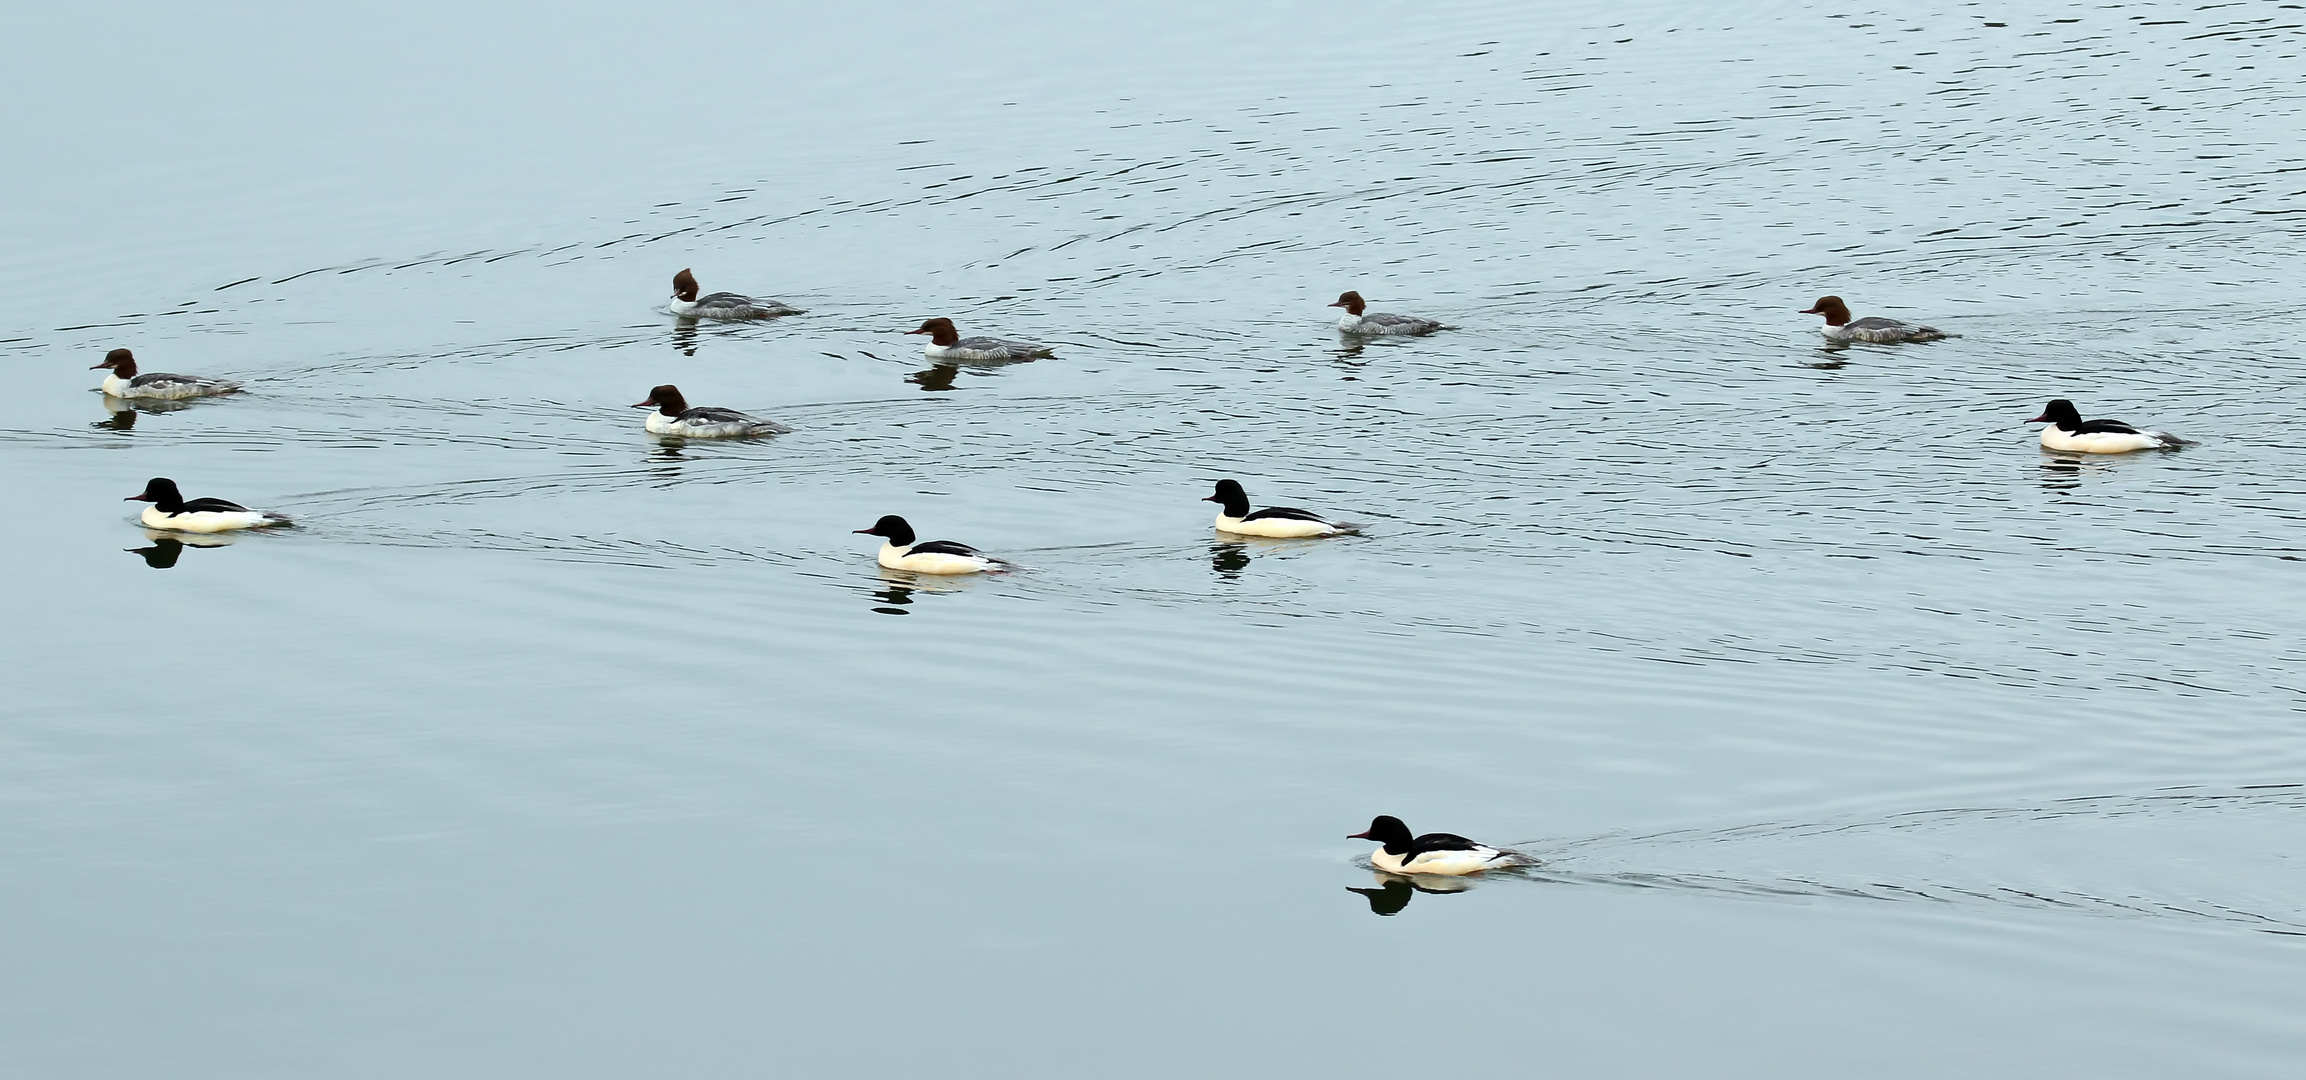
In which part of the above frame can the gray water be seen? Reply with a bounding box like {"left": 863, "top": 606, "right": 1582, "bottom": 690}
{"left": 5, "top": 0, "right": 2306, "bottom": 1074}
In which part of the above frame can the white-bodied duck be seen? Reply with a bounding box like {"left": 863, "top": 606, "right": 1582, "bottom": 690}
{"left": 2029, "top": 398, "right": 2187, "bottom": 453}
{"left": 853, "top": 515, "right": 1011, "bottom": 575}
{"left": 1349, "top": 815, "right": 1530, "bottom": 876}
{"left": 1204, "top": 478, "right": 1355, "bottom": 538}
{"left": 125, "top": 477, "right": 288, "bottom": 533}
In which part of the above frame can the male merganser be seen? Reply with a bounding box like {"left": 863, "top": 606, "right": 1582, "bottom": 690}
{"left": 2028, "top": 398, "right": 2187, "bottom": 453}
{"left": 630, "top": 385, "right": 792, "bottom": 438}
{"left": 1203, "top": 478, "right": 1355, "bottom": 538}
{"left": 125, "top": 477, "right": 289, "bottom": 533}
{"left": 1799, "top": 296, "right": 1947, "bottom": 343}
{"left": 853, "top": 515, "right": 1012, "bottom": 574}
{"left": 1348, "top": 815, "right": 1530, "bottom": 876}
{"left": 668, "top": 268, "right": 802, "bottom": 320}
{"left": 91, "top": 348, "right": 241, "bottom": 399}
{"left": 906, "top": 318, "right": 1054, "bottom": 361}
{"left": 1329, "top": 291, "right": 1441, "bottom": 336}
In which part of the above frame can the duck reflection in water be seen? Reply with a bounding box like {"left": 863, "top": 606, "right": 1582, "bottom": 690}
{"left": 907, "top": 350, "right": 1040, "bottom": 393}
{"left": 867, "top": 566, "right": 979, "bottom": 615}
{"left": 908, "top": 363, "right": 959, "bottom": 392}
{"left": 1804, "top": 341, "right": 1852, "bottom": 370}
{"left": 95, "top": 395, "right": 195, "bottom": 430}
{"left": 2039, "top": 454, "right": 2114, "bottom": 491}
{"left": 1347, "top": 871, "right": 1476, "bottom": 917}
{"left": 671, "top": 318, "right": 701, "bottom": 357}
{"left": 125, "top": 528, "right": 237, "bottom": 569}
{"left": 1209, "top": 534, "right": 1339, "bottom": 580}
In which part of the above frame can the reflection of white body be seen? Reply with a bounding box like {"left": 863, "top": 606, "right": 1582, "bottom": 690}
{"left": 667, "top": 268, "right": 801, "bottom": 320}
{"left": 2030, "top": 399, "right": 2185, "bottom": 454}
{"left": 92, "top": 349, "right": 240, "bottom": 399}
{"left": 631, "top": 385, "right": 791, "bottom": 438}
{"left": 127, "top": 478, "right": 288, "bottom": 533}
{"left": 1203, "top": 478, "right": 1352, "bottom": 538}
{"left": 856, "top": 515, "right": 1009, "bottom": 575}
{"left": 1799, "top": 295, "right": 1946, "bottom": 344}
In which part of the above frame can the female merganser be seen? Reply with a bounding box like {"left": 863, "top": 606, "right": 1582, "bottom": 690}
{"left": 668, "top": 268, "right": 803, "bottom": 320}
{"left": 1799, "top": 296, "right": 1947, "bottom": 343}
{"left": 630, "top": 385, "right": 792, "bottom": 438}
{"left": 2028, "top": 398, "right": 2187, "bottom": 453}
{"left": 906, "top": 318, "right": 1054, "bottom": 361}
{"left": 1329, "top": 291, "right": 1441, "bottom": 336}
{"left": 91, "top": 349, "right": 241, "bottom": 399}
{"left": 1348, "top": 815, "right": 1530, "bottom": 876}
{"left": 125, "top": 477, "right": 289, "bottom": 533}
{"left": 1203, "top": 478, "right": 1355, "bottom": 538}
{"left": 853, "top": 515, "right": 1012, "bottom": 575}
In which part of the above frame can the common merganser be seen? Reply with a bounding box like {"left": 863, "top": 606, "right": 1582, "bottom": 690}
{"left": 1799, "top": 295, "right": 1947, "bottom": 343}
{"left": 906, "top": 318, "right": 1053, "bottom": 361}
{"left": 2028, "top": 398, "right": 2187, "bottom": 453}
{"left": 630, "top": 384, "right": 792, "bottom": 438}
{"left": 1203, "top": 478, "right": 1355, "bottom": 538}
{"left": 91, "top": 349, "right": 241, "bottom": 399}
{"left": 668, "top": 268, "right": 802, "bottom": 320}
{"left": 1348, "top": 816, "right": 1530, "bottom": 876}
{"left": 1329, "top": 291, "right": 1441, "bottom": 336}
{"left": 125, "top": 477, "right": 288, "bottom": 533}
{"left": 853, "top": 515, "right": 1011, "bottom": 575}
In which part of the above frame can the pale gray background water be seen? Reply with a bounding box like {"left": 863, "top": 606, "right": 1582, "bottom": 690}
{"left": 4, "top": 0, "right": 2304, "bottom": 1075}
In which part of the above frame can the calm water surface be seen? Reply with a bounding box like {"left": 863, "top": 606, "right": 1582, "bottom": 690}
{"left": 5, "top": 1, "right": 2306, "bottom": 1075}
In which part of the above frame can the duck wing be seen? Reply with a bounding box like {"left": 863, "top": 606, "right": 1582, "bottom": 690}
{"left": 676, "top": 406, "right": 760, "bottom": 424}
{"left": 907, "top": 540, "right": 985, "bottom": 558}
{"left": 1241, "top": 506, "right": 1333, "bottom": 524}
{"left": 181, "top": 497, "right": 253, "bottom": 514}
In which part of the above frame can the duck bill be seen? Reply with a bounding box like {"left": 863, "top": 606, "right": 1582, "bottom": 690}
{"left": 629, "top": 401, "right": 656, "bottom": 409}
{"left": 1200, "top": 495, "right": 1220, "bottom": 503}
{"left": 2025, "top": 414, "right": 2050, "bottom": 423}
{"left": 89, "top": 360, "right": 110, "bottom": 369}
{"left": 852, "top": 528, "right": 879, "bottom": 535}
{"left": 903, "top": 329, "right": 929, "bottom": 335}
{"left": 1326, "top": 301, "right": 1349, "bottom": 308}
{"left": 1346, "top": 830, "right": 1373, "bottom": 839}
{"left": 1798, "top": 306, "right": 1822, "bottom": 314}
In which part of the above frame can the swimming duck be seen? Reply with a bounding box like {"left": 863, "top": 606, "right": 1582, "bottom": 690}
{"left": 1203, "top": 479, "right": 1354, "bottom": 538}
{"left": 1329, "top": 291, "right": 1441, "bottom": 336}
{"left": 906, "top": 318, "right": 1054, "bottom": 361}
{"left": 124, "top": 477, "right": 288, "bottom": 533}
{"left": 853, "top": 515, "right": 1011, "bottom": 574}
{"left": 668, "top": 268, "right": 802, "bottom": 320}
{"left": 630, "top": 384, "right": 792, "bottom": 437}
{"left": 1348, "top": 815, "right": 1529, "bottom": 876}
{"left": 91, "top": 349, "right": 241, "bottom": 399}
{"left": 1799, "top": 296, "right": 1947, "bottom": 343}
{"left": 2028, "top": 398, "right": 2187, "bottom": 453}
